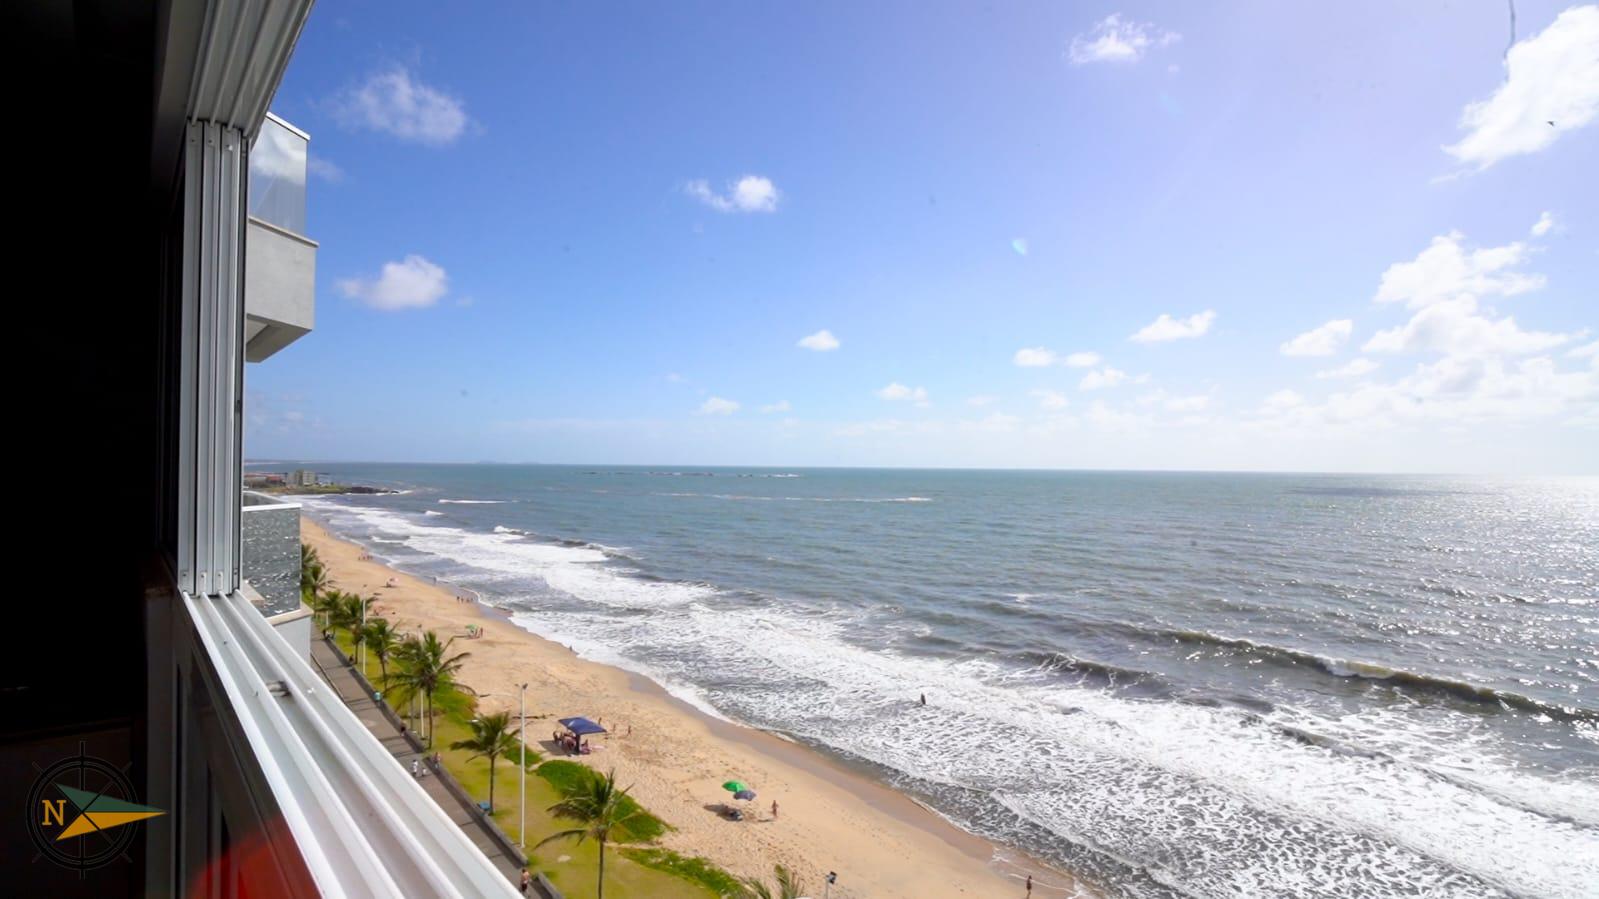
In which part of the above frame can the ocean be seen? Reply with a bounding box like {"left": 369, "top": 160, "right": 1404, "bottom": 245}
{"left": 286, "top": 464, "right": 1599, "bottom": 898}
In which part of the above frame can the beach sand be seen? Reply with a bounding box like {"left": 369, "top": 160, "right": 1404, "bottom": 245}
{"left": 302, "top": 516, "right": 1081, "bottom": 898}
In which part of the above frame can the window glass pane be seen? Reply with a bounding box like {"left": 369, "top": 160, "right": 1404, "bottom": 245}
{"left": 248, "top": 117, "right": 307, "bottom": 234}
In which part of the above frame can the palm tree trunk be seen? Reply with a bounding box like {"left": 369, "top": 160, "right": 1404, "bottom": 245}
{"left": 597, "top": 840, "right": 606, "bottom": 899}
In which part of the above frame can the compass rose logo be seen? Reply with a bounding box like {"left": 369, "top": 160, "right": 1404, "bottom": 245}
{"left": 26, "top": 743, "right": 165, "bottom": 873}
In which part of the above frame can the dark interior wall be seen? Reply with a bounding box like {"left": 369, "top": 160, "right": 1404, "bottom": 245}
{"left": 2, "top": 2, "right": 169, "bottom": 892}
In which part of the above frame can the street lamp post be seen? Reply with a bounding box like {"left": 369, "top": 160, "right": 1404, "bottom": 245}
{"left": 519, "top": 682, "right": 528, "bottom": 849}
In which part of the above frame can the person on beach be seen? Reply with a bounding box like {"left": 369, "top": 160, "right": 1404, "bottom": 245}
{"left": 771, "top": 800, "right": 779, "bottom": 820}
{"left": 1026, "top": 874, "right": 1033, "bottom": 897}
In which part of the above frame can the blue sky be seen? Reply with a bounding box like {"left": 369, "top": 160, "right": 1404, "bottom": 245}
{"left": 247, "top": 1, "right": 1599, "bottom": 473}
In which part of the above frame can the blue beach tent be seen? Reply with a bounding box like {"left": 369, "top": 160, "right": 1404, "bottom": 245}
{"left": 558, "top": 716, "right": 607, "bottom": 736}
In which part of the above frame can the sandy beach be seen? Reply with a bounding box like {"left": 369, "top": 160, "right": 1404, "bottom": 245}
{"left": 303, "top": 516, "right": 1078, "bottom": 898}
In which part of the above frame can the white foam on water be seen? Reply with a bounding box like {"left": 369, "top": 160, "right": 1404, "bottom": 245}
{"left": 509, "top": 597, "right": 1598, "bottom": 898}
{"left": 305, "top": 498, "right": 1598, "bottom": 898}
{"left": 438, "top": 499, "right": 507, "bottom": 504}
{"left": 650, "top": 492, "right": 934, "bottom": 503}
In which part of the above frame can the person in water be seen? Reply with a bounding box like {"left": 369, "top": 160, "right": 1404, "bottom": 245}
{"left": 919, "top": 693, "right": 926, "bottom": 706}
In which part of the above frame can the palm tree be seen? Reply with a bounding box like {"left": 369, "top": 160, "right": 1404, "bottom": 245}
{"left": 738, "top": 865, "right": 804, "bottom": 899}
{"left": 330, "top": 592, "right": 371, "bottom": 640}
{"left": 363, "top": 617, "right": 401, "bottom": 687}
{"left": 389, "top": 631, "right": 470, "bottom": 747}
{"left": 450, "top": 711, "right": 520, "bottom": 812}
{"left": 302, "top": 559, "right": 329, "bottom": 599}
{"left": 308, "top": 589, "right": 336, "bottom": 637}
{"left": 300, "top": 542, "right": 322, "bottom": 577}
{"left": 539, "top": 769, "right": 642, "bottom": 899}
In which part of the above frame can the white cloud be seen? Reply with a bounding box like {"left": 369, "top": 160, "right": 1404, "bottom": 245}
{"left": 1031, "top": 389, "right": 1071, "bottom": 410}
{"left": 1131, "top": 310, "right": 1215, "bottom": 343}
{"left": 1281, "top": 319, "right": 1354, "bottom": 357}
{"left": 1257, "top": 356, "right": 1599, "bottom": 430}
{"left": 1069, "top": 14, "right": 1181, "bottom": 65}
{"left": 1365, "top": 297, "right": 1575, "bottom": 357}
{"left": 338, "top": 254, "right": 449, "bottom": 310}
{"left": 251, "top": 123, "right": 308, "bottom": 183}
{"left": 1570, "top": 339, "right": 1599, "bottom": 359}
{"left": 1531, "top": 211, "right": 1557, "bottom": 237}
{"left": 1085, "top": 400, "right": 1152, "bottom": 431}
{"left": 1316, "top": 357, "right": 1381, "bottom": 380}
{"left": 961, "top": 412, "right": 1021, "bottom": 433}
{"left": 1014, "top": 347, "right": 1103, "bottom": 367}
{"left": 1264, "top": 389, "right": 1305, "bottom": 411}
{"left": 1444, "top": 5, "right": 1599, "bottom": 171}
{"left": 1013, "top": 347, "right": 1058, "bottom": 367}
{"left": 1138, "top": 389, "right": 1213, "bottom": 413}
{"left": 685, "top": 175, "right": 781, "bottom": 213}
{"left": 307, "top": 154, "right": 344, "bottom": 183}
{"left": 697, "top": 396, "right": 740, "bottom": 415}
{"left": 1374, "top": 231, "right": 1544, "bottom": 309}
{"left": 759, "top": 400, "right": 792, "bottom": 414}
{"left": 798, "top": 329, "right": 840, "bottom": 351}
{"left": 328, "top": 66, "right": 469, "bottom": 146}
{"left": 966, "top": 394, "right": 1000, "bottom": 407}
{"left": 1079, "top": 367, "right": 1130, "bottom": 390}
{"left": 876, "top": 382, "right": 930, "bottom": 405}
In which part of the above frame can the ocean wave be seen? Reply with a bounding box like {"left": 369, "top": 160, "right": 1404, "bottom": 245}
{"left": 438, "top": 499, "right": 507, "bottom": 504}
{"left": 582, "top": 470, "right": 803, "bottom": 478}
{"left": 300, "top": 494, "right": 1599, "bottom": 898}
{"left": 1157, "top": 628, "right": 1599, "bottom": 722}
{"left": 500, "top": 597, "right": 1597, "bottom": 898}
{"left": 651, "top": 491, "right": 932, "bottom": 504}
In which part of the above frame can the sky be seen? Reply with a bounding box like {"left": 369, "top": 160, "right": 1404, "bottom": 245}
{"left": 247, "top": 1, "right": 1599, "bottom": 473}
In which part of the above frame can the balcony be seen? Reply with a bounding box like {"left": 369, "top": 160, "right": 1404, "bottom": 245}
{"left": 246, "top": 113, "right": 317, "bottom": 362}
{"left": 242, "top": 490, "right": 312, "bottom": 652}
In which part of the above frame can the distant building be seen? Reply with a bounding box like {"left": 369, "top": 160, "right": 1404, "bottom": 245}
{"left": 290, "top": 468, "right": 320, "bottom": 487}
{"left": 244, "top": 471, "right": 287, "bottom": 488}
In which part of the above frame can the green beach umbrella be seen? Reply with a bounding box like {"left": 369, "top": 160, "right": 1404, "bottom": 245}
{"left": 722, "top": 781, "right": 748, "bottom": 793}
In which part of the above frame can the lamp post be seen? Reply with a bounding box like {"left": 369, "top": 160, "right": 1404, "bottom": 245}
{"left": 519, "top": 682, "right": 528, "bottom": 849}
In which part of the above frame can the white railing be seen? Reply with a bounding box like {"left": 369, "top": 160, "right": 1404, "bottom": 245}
{"left": 182, "top": 587, "right": 519, "bottom": 898}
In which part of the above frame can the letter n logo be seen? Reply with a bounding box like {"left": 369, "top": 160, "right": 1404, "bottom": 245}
{"left": 40, "top": 799, "right": 66, "bottom": 827}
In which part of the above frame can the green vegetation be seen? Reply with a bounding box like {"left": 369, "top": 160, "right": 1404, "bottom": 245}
{"left": 362, "top": 617, "right": 401, "bottom": 684}
{"left": 537, "top": 761, "right": 667, "bottom": 842}
{"left": 732, "top": 864, "right": 805, "bottom": 899}
{"left": 321, "top": 610, "right": 731, "bottom": 899}
{"left": 451, "top": 711, "right": 520, "bottom": 813}
{"left": 622, "top": 848, "right": 747, "bottom": 897}
{"left": 388, "top": 631, "right": 471, "bottom": 747}
{"left": 538, "top": 768, "right": 643, "bottom": 899}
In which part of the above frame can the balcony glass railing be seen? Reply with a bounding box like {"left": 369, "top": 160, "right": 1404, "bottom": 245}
{"left": 249, "top": 114, "right": 309, "bottom": 235}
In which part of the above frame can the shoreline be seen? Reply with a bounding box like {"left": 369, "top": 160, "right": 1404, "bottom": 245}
{"left": 301, "top": 515, "right": 1086, "bottom": 898}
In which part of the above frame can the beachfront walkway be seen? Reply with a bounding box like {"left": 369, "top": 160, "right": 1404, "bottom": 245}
{"left": 308, "top": 637, "right": 525, "bottom": 887}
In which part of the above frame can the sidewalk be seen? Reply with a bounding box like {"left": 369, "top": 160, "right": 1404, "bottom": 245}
{"left": 308, "top": 637, "right": 527, "bottom": 887}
